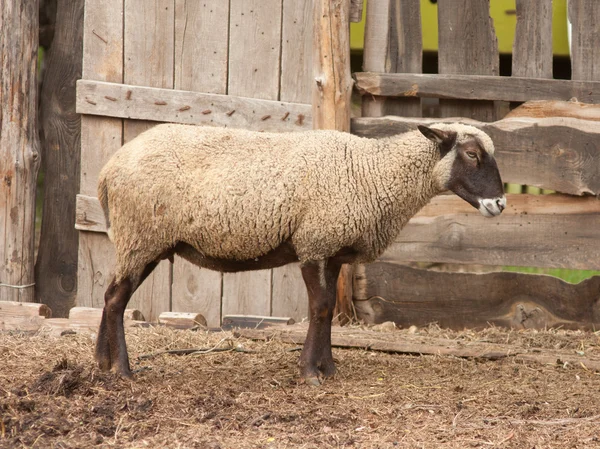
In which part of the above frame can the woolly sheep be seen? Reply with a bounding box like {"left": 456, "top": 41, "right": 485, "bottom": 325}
{"left": 95, "top": 122, "right": 505, "bottom": 383}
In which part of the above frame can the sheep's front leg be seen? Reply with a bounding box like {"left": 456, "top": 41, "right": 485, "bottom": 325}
{"left": 299, "top": 259, "right": 341, "bottom": 385}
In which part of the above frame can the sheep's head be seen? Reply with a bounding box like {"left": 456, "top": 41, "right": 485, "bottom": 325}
{"left": 419, "top": 123, "right": 506, "bottom": 217}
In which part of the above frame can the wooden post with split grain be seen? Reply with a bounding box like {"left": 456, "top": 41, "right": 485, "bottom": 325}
{"left": 312, "top": 0, "right": 354, "bottom": 324}
{"left": 0, "top": 1, "right": 42, "bottom": 303}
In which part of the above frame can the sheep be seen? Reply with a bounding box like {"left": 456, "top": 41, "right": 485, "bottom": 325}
{"left": 95, "top": 122, "right": 506, "bottom": 383}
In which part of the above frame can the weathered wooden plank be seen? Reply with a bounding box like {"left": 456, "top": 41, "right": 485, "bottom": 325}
{"left": 354, "top": 73, "right": 600, "bottom": 104}
{"left": 76, "top": 80, "right": 312, "bottom": 131}
{"left": 272, "top": 264, "right": 308, "bottom": 322}
{"left": 224, "top": 0, "right": 285, "bottom": 316}
{"left": 121, "top": 0, "right": 174, "bottom": 320}
{"left": 281, "top": 0, "right": 313, "bottom": 106}
{"left": 273, "top": 0, "right": 314, "bottom": 322}
{"left": 77, "top": 0, "right": 123, "bottom": 312}
{"left": 75, "top": 191, "right": 600, "bottom": 270}
{"left": 569, "top": 0, "right": 600, "bottom": 82}
{"left": 387, "top": 194, "right": 600, "bottom": 270}
{"left": 313, "top": 0, "right": 355, "bottom": 323}
{"left": 512, "top": 0, "right": 552, "bottom": 79}
{"left": 362, "top": 0, "right": 421, "bottom": 117}
{"left": 351, "top": 114, "right": 600, "bottom": 196}
{"left": 171, "top": 0, "right": 226, "bottom": 328}
{"left": 235, "top": 324, "right": 600, "bottom": 370}
{"left": 437, "top": 0, "right": 499, "bottom": 121}
{"left": 174, "top": 0, "right": 229, "bottom": 94}
{"left": 355, "top": 262, "right": 600, "bottom": 331}
{"left": 229, "top": 0, "right": 283, "bottom": 101}
{"left": 36, "top": 0, "right": 84, "bottom": 316}
{"left": 172, "top": 256, "right": 221, "bottom": 329}
{"left": 0, "top": 2, "right": 41, "bottom": 303}
{"left": 349, "top": 0, "right": 363, "bottom": 22}
{"left": 69, "top": 307, "right": 144, "bottom": 323}
{"left": 505, "top": 100, "right": 600, "bottom": 120}
{"left": 222, "top": 315, "right": 295, "bottom": 330}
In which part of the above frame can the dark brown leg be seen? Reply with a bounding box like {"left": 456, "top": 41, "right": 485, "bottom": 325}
{"left": 299, "top": 259, "right": 342, "bottom": 384}
{"left": 95, "top": 261, "right": 158, "bottom": 378}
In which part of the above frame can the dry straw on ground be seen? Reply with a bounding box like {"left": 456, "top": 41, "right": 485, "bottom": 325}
{"left": 1, "top": 324, "right": 600, "bottom": 448}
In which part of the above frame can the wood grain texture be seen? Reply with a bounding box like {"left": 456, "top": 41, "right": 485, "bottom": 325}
{"left": 351, "top": 114, "right": 600, "bottom": 196}
{"left": 35, "top": 0, "right": 84, "bottom": 316}
{"left": 355, "top": 262, "right": 600, "bottom": 330}
{"left": 386, "top": 194, "right": 600, "bottom": 270}
{"left": 349, "top": 0, "right": 363, "bottom": 22}
{"left": 225, "top": 0, "right": 285, "bottom": 316}
{"left": 362, "top": 0, "right": 422, "bottom": 117}
{"left": 437, "top": 0, "right": 499, "bottom": 121}
{"left": 235, "top": 324, "right": 600, "bottom": 369}
{"left": 0, "top": 1, "right": 41, "bottom": 302}
{"left": 77, "top": 0, "right": 123, "bottom": 312}
{"left": 569, "top": 0, "right": 600, "bottom": 81}
{"left": 171, "top": 0, "right": 229, "bottom": 328}
{"left": 281, "top": 0, "right": 313, "bottom": 105}
{"left": 512, "top": 0, "right": 552, "bottom": 79}
{"left": 273, "top": 0, "right": 314, "bottom": 322}
{"left": 121, "top": 0, "right": 175, "bottom": 320}
{"left": 76, "top": 80, "right": 312, "bottom": 131}
{"left": 353, "top": 73, "right": 600, "bottom": 104}
{"left": 313, "top": 0, "right": 354, "bottom": 322}
{"left": 174, "top": 0, "right": 229, "bottom": 94}
{"left": 505, "top": 100, "right": 600, "bottom": 120}
{"left": 228, "top": 0, "right": 283, "bottom": 101}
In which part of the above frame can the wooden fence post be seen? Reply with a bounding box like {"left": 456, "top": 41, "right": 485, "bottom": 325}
{"left": 0, "top": 1, "right": 42, "bottom": 303}
{"left": 35, "top": 0, "right": 84, "bottom": 317}
{"left": 312, "top": 0, "right": 354, "bottom": 324}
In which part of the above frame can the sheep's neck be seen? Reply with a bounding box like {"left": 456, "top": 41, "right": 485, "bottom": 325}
{"left": 357, "top": 141, "right": 440, "bottom": 255}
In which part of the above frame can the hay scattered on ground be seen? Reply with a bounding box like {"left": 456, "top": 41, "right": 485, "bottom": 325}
{"left": 1, "top": 325, "right": 600, "bottom": 448}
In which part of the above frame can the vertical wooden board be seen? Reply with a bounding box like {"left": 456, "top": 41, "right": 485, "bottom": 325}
{"left": 224, "top": 0, "right": 284, "bottom": 316}
{"left": 121, "top": 0, "right": 176, "bottom": 320}
{"left": 272, "top": 0, "right": 313, "bottom": 321}
{"left": 437, "top": 0, "right": 499, "bottom": 121}
{"left": 222, "top": 272, "right": 272, "bottom": 317}
{"left": 77, "top": 0, "right": 124, "bottom": 310}
{"left": 362, "top": 0, "right": 422, "bottom": 117}
{"left": 271, "top": 264, "right": 308, "bottom": 321}
{"left": 569, "top": 0, "right": 600, "bottom": 82}
{"left": 174, "top": 0, "right": 230, "bottom": 94}
{"left": 280, "top": 0, "right": 313, "bottom": 105}
{"left": 228, "top": 0, "right": 283, "bottom": 100}
{"left": 171, "top": 0, "right": 229, "bottom": 325}
{"left": 172, "top": 257, "right": 221, "bottom": 328}
{"left": 512, "top": 0, "right": 552, "bottom": 78}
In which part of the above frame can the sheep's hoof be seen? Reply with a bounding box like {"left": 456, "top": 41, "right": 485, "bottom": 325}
{"left": 114, "top": 367, "right": 134, "bottom": 380}
{"left": 304, "top": 376, "right": 322, "bottom": 387}
{"left": 95, "top": 352, "right": 112, "bottom": 372}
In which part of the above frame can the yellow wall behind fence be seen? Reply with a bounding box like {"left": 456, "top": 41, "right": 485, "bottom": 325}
{"left": 351, "top": 0, "right": 570, "bottom": 56}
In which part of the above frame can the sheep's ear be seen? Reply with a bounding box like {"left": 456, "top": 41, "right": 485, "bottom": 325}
{"left": 418, "top": 125, "right": 457, "bottom": 157}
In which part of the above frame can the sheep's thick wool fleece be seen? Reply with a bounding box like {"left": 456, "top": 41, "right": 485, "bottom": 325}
{"left": 99, "top": 124, "right": 445, "bottom": 279}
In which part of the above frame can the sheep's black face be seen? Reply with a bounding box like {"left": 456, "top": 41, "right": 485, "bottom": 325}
{"left": 447, "top": 137, "right": 506, "bottom": 217}
{"left": 418, "top": 124, "right": 506, "bottom": 217}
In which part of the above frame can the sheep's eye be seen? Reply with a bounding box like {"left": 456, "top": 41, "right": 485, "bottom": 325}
{"left": 466, "top": 151, "right": 478, "bottom": 160}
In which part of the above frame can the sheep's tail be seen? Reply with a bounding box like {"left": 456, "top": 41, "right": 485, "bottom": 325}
{"left": 98, "top": 176, "right": 114, "bottom": 242}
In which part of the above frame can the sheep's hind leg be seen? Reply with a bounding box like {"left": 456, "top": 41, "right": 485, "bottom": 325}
{"left": 299, "top": 259, "right": 341, "bottom": 385}
{"left": 96, "top": 261, "right": 158, "bottom": 378}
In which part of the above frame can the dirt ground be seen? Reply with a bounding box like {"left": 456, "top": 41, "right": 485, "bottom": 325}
{"left": 1, "top": 324, "right": 600, "bottom": 449}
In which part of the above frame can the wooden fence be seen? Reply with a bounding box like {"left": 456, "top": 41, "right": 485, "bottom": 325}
{"left": 75, "top": 0, "right": 600, "bottom": 330}
{"left": 352, "top": 0, "right": 600, "bottom": 330}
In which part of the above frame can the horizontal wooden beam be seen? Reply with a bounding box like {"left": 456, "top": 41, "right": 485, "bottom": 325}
{"left": 76, "top": 80, "right": 312, "bottom": 131}
{"left": 354, "top": 72, "right": 600, "bottom": 103}
{"left": 355, "top": 262, "right": 600, "bottom": 331}
{"left": 76, "top": 193, "right": 600, "bottom": 270}
{"left": 352, "top": 115, "right": 600, "bottom": 196}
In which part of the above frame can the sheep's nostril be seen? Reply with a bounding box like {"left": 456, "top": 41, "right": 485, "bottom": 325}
{"left": 496, "top": 198, "right": 505, "bottom": 212}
